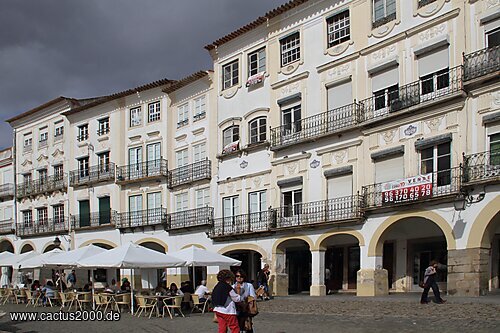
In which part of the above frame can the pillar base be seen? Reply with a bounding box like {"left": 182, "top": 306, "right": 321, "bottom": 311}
{"left": 273, "top": 273, "right": 289, "bottom": 296}
{"left": 447, "top": 248, "right": 489, "bottom": 296}
{"left": 310, "top": 284, "right": 326, "bottom": 296}
{"left": 356, "top": 269, "right": 388, "bottom": 296}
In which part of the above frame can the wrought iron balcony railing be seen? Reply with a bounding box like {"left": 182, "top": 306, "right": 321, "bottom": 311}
{"left": 116, "top": 159, "right": 168, "bottom": 184}
{"left": 71, "top": 210, "right": 117, "bottom": 230}
{"left": 0, "top": 219, "right": 14, "bottom": 235}
{"left": 360, "top": 66, "right": 464, "bottom": 123}
{"left": 463, "top": 45, "right": 500, "bottom": 82}
{"left": 463, "top": 150, "right": 500, "bottom": 184}
{"left": 274, "top": 195, "right": 364, "bottom": 229}
{"left": 16, "top": 217, "right": 69, "bottom": 237}
{"left": 210, "top": 210, "right": 275, "bottom": 238}
{"left": 168, "top": 159, "right": 211, "bottom": 188}
{"left": 362, "top": 167, "right": 461, "bottom": 210}
{"left": 116, "top": 208, "right": 168, "bottom": 229}
{"left": 270, "top": 103, "right": 361, "bottom": 149}
{"left": 0, "top": 184, "right": 14, "bottom": 198}
{"left": 69, "top": 163, "right": 116, "bottom": 187}
{"left": 16, "top": 174, "right": 67, "bottom": 199}
{"left": 167, "top": 206, "right": 213, "bottom": 230}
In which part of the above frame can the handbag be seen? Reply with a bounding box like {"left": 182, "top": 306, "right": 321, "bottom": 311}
{"left": 419, "top": 281, "right": 427, "bottom": 288}
{"left": 247, "top": 296, "right": 258, "bottom": 317}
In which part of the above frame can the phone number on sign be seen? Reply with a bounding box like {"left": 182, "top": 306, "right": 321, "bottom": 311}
{"left": 382, "top": 184, "right": 432, "bottom": 204}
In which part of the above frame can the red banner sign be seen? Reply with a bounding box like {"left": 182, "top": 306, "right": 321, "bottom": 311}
{"left": 382, "top": 174, "right": 433, "bottom": 205}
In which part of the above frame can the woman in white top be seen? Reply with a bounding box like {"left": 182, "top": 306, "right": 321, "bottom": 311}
{"left": 212, "top": 270, "right": 242, "bottom": 333}
{"left": 233, "top": 269, "right": 256, "bottom": 333}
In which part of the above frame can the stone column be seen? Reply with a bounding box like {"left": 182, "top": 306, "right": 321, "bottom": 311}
{"left": 357, "top": 253, "right": 388, "bottom": 296}
{"left": 447, "top": 248, "right": 490, "bottom": 296}
{"left": 272, "top": 252, "right": 288, "bottom": 296}
{"left": 310, "top": 249, "right": 326, "bottom": 296}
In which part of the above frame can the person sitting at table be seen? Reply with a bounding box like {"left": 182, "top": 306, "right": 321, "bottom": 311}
{"left": 195, "top": 280, "right": 210, "bottom": 303}
{"left": 83, "top": 282, "right": 92, "bottom": 292}
{"left": 31, "top": 280, "right": 40, "bottom": 291}
{"left": 103, "top": 283, "right": 115, "bottom": 294}
{"left": 110, "top": 278, "right": 118, "bottom": 293}
{"left": 120, "top": 278, "right": 131, "bottom": 292}
{"left": 41, "top": 281, "right": 55, "bottom": 306}
{"left": 154, "top": 282, "right": 168, "bottom": 295}
{"left": 167, "top": 283, "right": 183, "bottom": 296}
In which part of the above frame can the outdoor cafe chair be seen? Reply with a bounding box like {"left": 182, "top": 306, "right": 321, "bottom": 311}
{"left": 59, "top": 291, "right": 75, "bottom": 311}
{"left": 76, "top": 292, "right": 92, "bottom": 310}
{"left": 163, "top": 296, "right": 185, "bottom": 319}
{"left": 15, "top": 289, "right": 27, "bottom": 304}
{"left": 99, "top": 293, "right": 118, "bottom": 312}
{"left": 0, "top": 288, "right": 9, "bottom": 304}
{"left": 135, "top": 295, "right": 157, "bottom": 318}
{"left": 25, "top": 289, "right": 40, "bottom": 307}
{"left": 191, "top": 294, "right": 208, "bottom": 314}
{"left": 3, "top": 288, "right": 17, "bottom": 305}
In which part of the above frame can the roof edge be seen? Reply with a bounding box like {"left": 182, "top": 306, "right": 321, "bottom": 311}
{"left": 162, "top": 71, "right": 210, "bottom": 94}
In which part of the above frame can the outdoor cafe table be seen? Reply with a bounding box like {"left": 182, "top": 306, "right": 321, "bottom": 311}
{"left": 143, "top": 295, "right": 175, "bottom": 317}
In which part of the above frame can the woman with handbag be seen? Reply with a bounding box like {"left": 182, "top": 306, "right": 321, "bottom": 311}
{"left": 212, "top": 269, "right": 242, "bottom": 333}
{"left": 420, "top": 260, "right": 447, "bottom": 304}
{"left": 233, "top": 269, "right": 257, "bottom": 333}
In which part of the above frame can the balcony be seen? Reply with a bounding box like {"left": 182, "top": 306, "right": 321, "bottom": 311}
{"left": 116, "top": 208, "right": 168, "bottom": 229}
{"left": 167, "top": 206, "right": 213, "bottom": 231}
{"left": 16, "top": 174, "right": 67, "bottom": 199}
{"left": 362, "top": 167, "right": 461, "bottom": 210}
{"left": 0, "top": 219, "right": 14, "bottom": 235}
{"left": 360, "top": 66, "right": 464, "bottom": 124}
{"left": 210, "top": 210, "right": 275, "bottom": 239}
{"left": 463, "top": 150, "right": 500, "bottom": 185}
{"left": 16, "top": 217, "right": 69, "bottom": 237}
{"left": 270, "top": 103, "right": 361, "bottom": 150}
{"left": 116, "top": 159, "right": 168, "bottom": 185}
{"left": 274, "top": 195, "right": 364, "bottom": 230}
{"left": 168, "top": 159, "right": 211, "bottom": 188}
{"left": 463, "top": 45, "right": 500, "bottom": 84}
{"left": 71, "top": 210, "right": 117, "bottom": 230}
{"left": 69, "top": 163, "right": 116, "bottom": 187}
{"left": 0, "top": 184, "right": 14, "bottom": 199}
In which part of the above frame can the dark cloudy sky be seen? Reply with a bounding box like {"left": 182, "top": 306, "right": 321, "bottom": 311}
{"left": 0, "top": 0, "right": 287, "bottom": 150}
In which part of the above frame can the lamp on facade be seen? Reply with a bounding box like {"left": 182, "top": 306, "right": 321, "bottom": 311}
{"left": 453, "top": 190, "right": 486, "bottom": 211}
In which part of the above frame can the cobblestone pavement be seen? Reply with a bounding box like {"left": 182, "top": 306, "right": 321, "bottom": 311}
{"left": 0, "top": 294, "right": 499, "bottom": 333}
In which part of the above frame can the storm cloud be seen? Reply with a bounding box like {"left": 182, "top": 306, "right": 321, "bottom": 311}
{"left": 0, "top": 0, "right": 286, "bottom": 149}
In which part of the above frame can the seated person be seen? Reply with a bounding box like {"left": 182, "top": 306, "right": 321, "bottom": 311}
{"left": 154, "top": 282, "right": 168, "bottom": 295}
{"left": 120, "top": 278, "right": 131, "bottom": 292}
{"left": 41, "top": 281, "right": 55, "bottom": 305}
{"left": 194, "top": 280, "right": 210, "bottom": 303}
{"left": 83, "top": 282, "right": 92, "bottom": 292}
{"left": 166, "top": 283, "right": 183, "bottom": 296}
{"left": 110, "top": 278, "right": 118, "bottom": 292}
{"left": 103, "top": 283, "right": 115, "bottom": 294}
{"left": 180, "top": 281, "right": 194, "bottom": 294}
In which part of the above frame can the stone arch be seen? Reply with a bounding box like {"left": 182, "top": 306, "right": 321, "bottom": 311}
{"left": 467, "top": 195, "right": 500, "bottom": 249}
{"left": 368, "top": 210, "right": 457, "bottom": 257}
{"left": 181, "top": 244, "right": 206, "bottom": 250}
{"left": 19, "top": 241, "right": 36, "bottom": 253}
{"left": 79, "top": 239, "right": 118, "bottom": 249}
{"left": 272, "top": 235, "right": 314, "bottom": 255}
{"left": 136, "top": 238, "right": 168, "bottom": 253}
{"left": 314, "top": 230, "right": 365, "bottom": 251}
{"left": 42, "top": 242, "right": 65, "bottom": 253}
{"left": 218, "top": 243, "right": 268, "bottom": 260}
{"left": 0, "top": 238, "right": 15, "bottom": 253}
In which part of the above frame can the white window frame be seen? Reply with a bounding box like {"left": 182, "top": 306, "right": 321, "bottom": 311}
{"left": 373, "top": 0, "right": 396, "bottom": 25}
{"left": 78, "top": 124, "right": 89, "bottom": 141}
{"left": 249, "top": 117, "right": 267, "bottom": 144}
{"left": 177, "top": 103, "right": 189, "bottom": 128}
{"left": 98, "top": 152, "right": 110, "bottom": 172}
{"left": 37, "top": 207, "right": 48, "bottom": 223}
{"left": 280, "top": 32, "right": 300, "bottom": 67}
{"left": 420, "top": 142, "right": 451, "bottom": 187}
{"left": 193, "top": 142, "right": 206, "bottom": 162}
{"left": 78, "top": 157, "right": 89, "bottom": 177}
{"left": 175, "top": 192, "right": 189, "bottom": 212}
{"left": 98, "top": 117, "right": 110, "bottom": 135}
{"left": 327, "top": 10, "right": 350, "bottom": 48}
{"left": 148, "top": 101, "right": 161, "bottom": 123}
{"left": 53, "top": 164, "right": 64, "bottom": 179}
{"left": 222, "top": 60, "right": 239, "bottom": 90}
{"left": 193, "top": 95, "right": 206, "bottom": 121}
{"left": 53, "top": 205, "right": 64, "bottom": 224}
{"left": 23, "top": 210, "right": 32, "bottom": 226}
{"left": 196, "top": 188, "right": 210, "bottom": 208}
{"left": 130, "top": 107, "right": 142, "bottom": 127}
{"left": 222, "top": 195, "right": 239, "bottom": 217}
{"left": 223, "top": 126, "right": 239, "bottom": 147}
{"left": 176, "top": 149, "right": 189, "bottom": 168}
{"left": 248, "top": 48, "right": 266, "bottom": 77}
{"left": 39, "top": 131, "right": 48, "bottom": 143}
{"left": 249, "top": 190, "right": 267, "bottom": 214}
{"left": 54, "top": 124, "right": 64, "bottom": 139}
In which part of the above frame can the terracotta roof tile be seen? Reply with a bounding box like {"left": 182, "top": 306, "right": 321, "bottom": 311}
{"left": 162, "top": 71, "right": 211, "bottom": 94}
{"left": 6, "top": 96, "right": 80, "bottom": 123}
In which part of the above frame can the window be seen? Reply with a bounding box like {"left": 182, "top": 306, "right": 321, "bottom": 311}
{"left": 98, "top": 118, "right": 110, "bottom": 136}
{"left": 78, "top": 157, "right": 89, "bottom": 178}
{"left": 223, "top": 60, "right": 239, "bottom": 90}
{"left": 53, "top": 165, "right": 64, "bottom": 180}
{"left": 327, "top": 173, "right": 353, "bottom": 199}
{"left": 280, "top": 32, "right": 300, "bottom": 67}
{"left": 193, "top": 143, "right": 206, "bottom": 162}
{"left": 177, "top": 103, "right": 189, "bottom": 128}
{"left": 98, "top": 152, "right": 110, "bottom": 172}
{"left": 148, "top": 101, "right": 161, "bottom": 122}
{"left": 486, "top": 27, "right": 500, "bottom": 48}
{"left": 53, "top": 205, "right": 64, "bottom": 224}
{"left": 222, "top": 126, "right": 240, "bottom": 154}
{"left": 418, "top": 47, "right": 450, "bottom": 95}
{"left": 282, "top": 189, "right": 302, "bottom": 217}
{"left": 327, "top": 81, "right": 352, "bottom": 110}
{"left": 490, "top": 133, "right": 500, "bottom": 165}
{"left": 375, "top": 155, "right": 404, "bottom": 183}
{"left": 24, "top": 135, "right": 32, "bottom": 152}
{"left": 77, "top": 124, "right": 89, "bottom": 141}
{"left": 147, "top": 192, "right": 162, "bottom": 211}
{"left": 374, "top": 84, "right": 399, "bottom": 110}
{"left": 282, "top": 104, "right": 302, "bottom": 135}
{"left": 23, "top": 210, "right": 32, "bottom": 226}
{"left": 38, "top": 169, "right": 47, "bottom": 184}
{"left": 54, "top": 123, "right": 64, "bottom": 139}
{"left": 39, "top": 131, "right": 48, "bottom": 146}
{"left": 248, "top": 48, "right": 266, "bottom": 77}
{"left": 175, "top": 193, "right": 189, "bottom": 212}
{"left": 37, "top": 207, "right": 48, "bottom": 224}
{"left": 130, "top": 107, "right": 142, "bottom": 127}
{"left": 249, "top": 190, "right": 267, "bottom": 213}
{"left": 193, "top": 96, "right": 206, "bottom": 121}
{"left": 420, "top": 69, "right": 449, "bottom": 95}
{"left": 176, "top": 149, "right": 189, "bottom": 167}
{"left": 327, "top": 11, "right": 350, "bottom": 48}
{"left": 373, "top": 0, "right": 396, "bottom": 27}
{"left": 249, "top": 117, "right": 267, "bottom": 144}
{"left": 223, "top": 196, "right": 239, "bottom": 217}
{"left": 23, "top": 173, "right": 32, "bottom": 184}
{"left": 420, "top": 142, "right": 451, "bottom": 186}
{"left": 129, "top": 195, "right": 143, "bottom": 212}
{"left": 196, "top": 188, "right": 210, "bottom": 208}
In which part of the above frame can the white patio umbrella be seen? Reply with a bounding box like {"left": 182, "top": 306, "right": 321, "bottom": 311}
{"left": 168, "top": 245, "right": 242, "bottom": 289}
{"left": 0, "top": 251, "right": 38, "bottom": 267}
{"left": 18, "top": 249, "right": 64, "bottom": 269}
{"left": 0, "top": 251, "right": 15, "bottom": 265}
{"left": 76, "top": 242, "right": 186, "bottom": 314}
{"left": 44, "top": 244, "right": 107, "bottom": 268}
